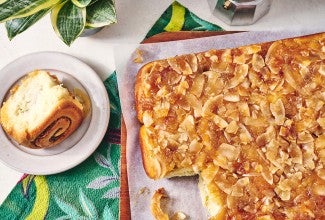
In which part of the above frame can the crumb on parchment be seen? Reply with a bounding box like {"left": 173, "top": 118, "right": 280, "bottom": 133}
{"left": 151, "top": 188, "right": 187, "bottom": 220}
{"left": 133, "top": 49, "right": 144, "bottom": 63}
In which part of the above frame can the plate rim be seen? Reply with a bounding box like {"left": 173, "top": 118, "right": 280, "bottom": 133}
{"left": 0, "top": 51, "right": 110, "bottom": 175}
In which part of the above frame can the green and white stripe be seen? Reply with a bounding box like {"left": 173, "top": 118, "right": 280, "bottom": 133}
{"left": 0, "top": 0, "right": 61, "bottom": 22}
{"left": 85, "top": 0, "right": 116, "bottom": 28}
{"left": 6, "top": 8, "right": 50, "bottom": 40}
{"left": 51, "top": 1, "right": 86, "bottom": 46}
{"left": 71, "top": 0, "right": 92, "bottom": 8}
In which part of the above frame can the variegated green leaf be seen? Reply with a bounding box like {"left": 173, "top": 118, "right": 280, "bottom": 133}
{"left": 88, "top": 0, "right": 100, "bottom": 6}
{"left": 72, "top": 0, "right": 91, "bottom": 8}
{"left": 85, "top": 0, "right": 116, "bottom": 28}
{"left": 6, "top": 8, "right": 50, "bottom": 40}
{"left": 51, "top": 1, "right": 86, "bottom": 46}
{"left": 0, "top": 0, "right": 60, "bottom": 22}
{"left": 79, "top": 189, "right": 98, "bottom": 219}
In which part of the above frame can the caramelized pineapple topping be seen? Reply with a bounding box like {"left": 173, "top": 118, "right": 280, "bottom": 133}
{"left": 136, "top": 33, "right": 325, "bottom": 219}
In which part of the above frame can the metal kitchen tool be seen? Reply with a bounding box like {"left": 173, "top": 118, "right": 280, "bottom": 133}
{"left": 208, "top": 0, "right": 272, "bottom": 25}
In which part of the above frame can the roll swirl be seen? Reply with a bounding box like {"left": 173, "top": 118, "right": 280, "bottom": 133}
{"left": 0, "top": 70, "right": 86, "bottom": 149}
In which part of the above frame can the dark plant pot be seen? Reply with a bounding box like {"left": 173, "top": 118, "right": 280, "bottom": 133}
{"left": 80, "top": 27, "right": 104, "bottom": 37}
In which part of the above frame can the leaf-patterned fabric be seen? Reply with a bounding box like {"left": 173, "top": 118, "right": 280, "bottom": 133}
{"left": 0, "top": 1, "right": 223, "bottom": 219}
{"left": 146, "top": 1, "right": 223, "bottom": 39}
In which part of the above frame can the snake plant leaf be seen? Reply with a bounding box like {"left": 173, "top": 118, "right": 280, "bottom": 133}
{"left": 71, "top": 0, "right": 92, "bottom": 8}
{"left": 88, "top": 0, "right": 100, "bottom": 6}
{"left": 0, "top": 0, "right": 61, "bottom": 22}
{"left": 85, "top": 0, "right": 116, "bottom": 28}
{"left": 6, "top": 8, "right": 50, "bottom": 40}
{"left": 51, "top": 1, "right": 86, "bottom": 46}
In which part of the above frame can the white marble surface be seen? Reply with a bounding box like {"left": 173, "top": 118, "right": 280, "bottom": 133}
{"left": 0, "top": 0, "right": 324, "bottom": 205}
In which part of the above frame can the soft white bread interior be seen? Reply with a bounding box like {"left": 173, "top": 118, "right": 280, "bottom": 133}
{"left": 0, "top": 70, "right": 84, "bottom": 148}
{"left": 198, "top": 165, "right": 225, "bottom": 220}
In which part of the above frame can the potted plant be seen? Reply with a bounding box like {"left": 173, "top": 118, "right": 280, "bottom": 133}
{"left": 0, "top": 0, "right": 116, "bottom": 46}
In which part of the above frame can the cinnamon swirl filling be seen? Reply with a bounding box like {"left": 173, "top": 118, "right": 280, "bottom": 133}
{"left": 28, "top": 102, "right": 84, "bottom": 149}
{"left": 33, "top": 116, "right": 72, "bottom": 148}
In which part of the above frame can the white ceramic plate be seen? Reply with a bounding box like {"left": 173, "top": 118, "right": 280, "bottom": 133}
{"left": 0, "top": 51, "right": 110, "bottom": 175}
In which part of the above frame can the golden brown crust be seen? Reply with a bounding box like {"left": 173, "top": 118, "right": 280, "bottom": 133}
{"left": 140, "top": 125, "right": 197, "bottom": 179}
{"left": 139, "top": 125, "right": 163, "bottom": 179}
{"left": 1, "top": 97, "right": 83, "bottom": 149}
{"left": 0, "top": 70, "right": 85, "bottom": 149}
{"left": 26, "top": 99, "right": 83, "bottom": 148}
{"left": 135, "top": 33, "right": 325, "bottom": 219}
{"left": 135, "top": 62, "right": 155, "bottom": 123}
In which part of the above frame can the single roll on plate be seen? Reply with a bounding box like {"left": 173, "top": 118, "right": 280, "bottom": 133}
{"left": 0, "top": 70, "right": 86, "bottom": 149}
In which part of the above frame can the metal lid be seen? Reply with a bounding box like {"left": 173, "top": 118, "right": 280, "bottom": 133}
{"left": 209, "top": 0, "right": 272, "bottom": 25}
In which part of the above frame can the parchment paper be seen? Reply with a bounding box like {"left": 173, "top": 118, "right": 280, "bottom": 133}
{"left": 115, "top": 29, "right": 323, "bottom": 219}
